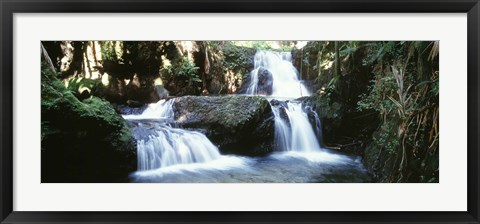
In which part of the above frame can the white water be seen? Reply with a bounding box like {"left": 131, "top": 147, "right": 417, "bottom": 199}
{"left": 244, "top": 50, "right": 323, "bottom": 153}
{"left": 123, "top": 99, "right": 223, "bottom": 170}
{"left": 136, "top": 125, "right": 221, "bottom": 170}
{"left": 123, "top": 50, "right": 369, "bottom": 182}
{"left": 271, "top": 102, "right": 322, "bottom": 152}
{"left": 131, "top": 150, "right": 369, "bottom": 183}
{"left": 122, "top": 99, "right": 174, "bottom": 120}
{"left": 245, "top": 51, "right": 310, "bottom": 98}
{"left": 307, "top": 105, "right": 323, "bottom": 145}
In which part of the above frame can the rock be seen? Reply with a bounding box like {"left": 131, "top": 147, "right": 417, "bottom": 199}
{"left": 256, "top": 68, "right": 273, "bottom": 95}
{"left": 297, "top": 93, "right": 343, "bottom": 147}
{"left": 126, "top": 99, "right": 144, "bottom": 108}
{"left": 112, "top": 103, "right": 147, "bottom": 116}
{"left": 173, "top": 95, "right": 274, "bottom": 156}
{"left": 269, "top": 100, "right": 291, "bottom": 128}
{"left": 155, "top": 85, "right": 169, "bottom": 99}
{"left": 41, "top": 64, "right": 136, "bottom": 182}
{"left": 238, "top": 68, "right": 273, "bottom": 95}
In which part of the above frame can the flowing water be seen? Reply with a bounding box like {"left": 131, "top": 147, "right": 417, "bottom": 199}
{"left": 123, "top": 101, "right": 222, "bottom": 171}
{"left": 122, "top": 99, "right": 174, "bottom": 120}
{"left": 131, "top": 150, "right": 369, "bottom": 183}
{"left": 271, "top": 101, "right": 322, "bottom": 152}
{"left": 124, "top": 50, "right": 371, "bottom": 183}
{"left": 245, "top": 51, "right": 310, "bottom": 98}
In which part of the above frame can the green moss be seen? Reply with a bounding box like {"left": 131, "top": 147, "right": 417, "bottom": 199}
{"left": 41, "top": 62, "right": 136, "bottom": 182}
{"left": 176, "top": 95, "right": 268, "bottom": 129}
{"left": 213, "top": 42, "right": 256, "bottom": 83}
{"left": 81, "top": 97, "right": 126, "bottom": 128}
{"left": 42, "top": 63, "right": 129, "bottom": 134}
{"left": 217, "top": 96, "right": 268, "bottom": 128}
{"left": 298, "top": 93, "right": 342, "bottom": 120}
{"left": 173, "top": 95, "right": 274, "bottom": 155}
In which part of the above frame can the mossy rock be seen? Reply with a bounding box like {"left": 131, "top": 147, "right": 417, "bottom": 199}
{"left": 41, "top": 64, "right": 136, "bottom": 182}
{"left": 297, "top": 93, "right": 344, "bottom": 145}
{"left": 173, "top": 95, "right": 274, "bottom": 156}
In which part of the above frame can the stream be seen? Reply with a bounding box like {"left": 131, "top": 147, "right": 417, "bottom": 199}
{"left": 123, "top": 50, "right": 371, "bottom": 183}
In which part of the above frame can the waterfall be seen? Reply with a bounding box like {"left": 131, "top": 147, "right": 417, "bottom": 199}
{"left": 122, "top": 99, "right": 174, "bottom": 120}
{"left": 271, "top": 101, "right": 323, "bottom": 152}
{"left": 123, "top": 99, "right": 222, "bottom": 170}
{"left": 306, "top": 105, "right": 323, "bottom": 145}
{"left": 271, "top": 105, "right": 291, "bottom": 151}
{"left": 123, "top": 49, "right": 369, "bottom": 183}
{"left": 243, "top": 50, "right": 324, "bottom": 153}
{"left": 245, "top": 51, "right": 310, "bottom": 98}
{"left": 136, "top": 125, "right": 221, "bottom": 170}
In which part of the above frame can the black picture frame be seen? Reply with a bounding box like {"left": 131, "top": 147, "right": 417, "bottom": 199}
{"left": 1, "top": 0, "right": 479, "bottom": 223}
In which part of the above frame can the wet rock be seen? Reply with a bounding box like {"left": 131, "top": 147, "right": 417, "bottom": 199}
{"left": 126, "top": 99, "right": 145, "bottom": 108}
{"left": 173, "top": 95, "right": 274, "bottom": 156}
{"left": 112, "top": 103, "right": 147, "bottom": 115}
{"left": 256, "top": 68, "right": 273, "bottom": 95}
{"left": 269, "top": 99, "right": 290, "bottom": 122}
{"left": 297, "top": 94, "right": 343, "bottom": 147}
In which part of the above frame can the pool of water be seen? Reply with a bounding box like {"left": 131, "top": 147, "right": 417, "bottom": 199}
{"left": 130, "top": 150, "right": 371, "bottom": 183}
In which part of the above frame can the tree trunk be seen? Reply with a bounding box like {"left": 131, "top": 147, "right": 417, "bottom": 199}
{"left": 335, "top": 41, "right": 340, "bottom": 77}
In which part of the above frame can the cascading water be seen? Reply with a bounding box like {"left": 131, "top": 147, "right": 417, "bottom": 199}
{"left": 125, "top": 49, "right": 370, "bottom": 183}
{"left": 122, "top": 99, "right": 174, "bottom": 120}
{"left": 136, "top": 125, "right": 221, "bottom": 170}
{"left": 123, "top": 100, "right": 222, "bottom": 170}
{"left": 306, "top": 105, "right": 323, "bottom": 145}
{"left": 245, "top": 50, "right": 323, "bottom": 153}
{"left": 271, "top": 102, "right": 322, "bottom": 152}
{"left": 246, "top": 51, "right": 310, "bottom": 98}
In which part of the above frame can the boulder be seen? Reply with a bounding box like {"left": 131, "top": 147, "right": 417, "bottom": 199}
{"left": 297, "top": 93, "right": 343, "bottom": 147}
{"left": 173, "top": 95, "right": 274, "bottom": 156}
{"left": 238, "top": 68, "right": 273, "bottom": 95}
{"left": 41, "top": 64, "right": 136, "bottom": 182}
{"left": 256, "top": 68, "right": 273, "bottom": 95}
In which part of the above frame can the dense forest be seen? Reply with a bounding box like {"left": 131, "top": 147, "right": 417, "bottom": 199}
{"left": 41, "top": 41, "right": 439, "bottom": 183}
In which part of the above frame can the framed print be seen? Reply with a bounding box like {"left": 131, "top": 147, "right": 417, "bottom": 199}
{"left": 1, "top": 0, "right": 479, "bottom": 223}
